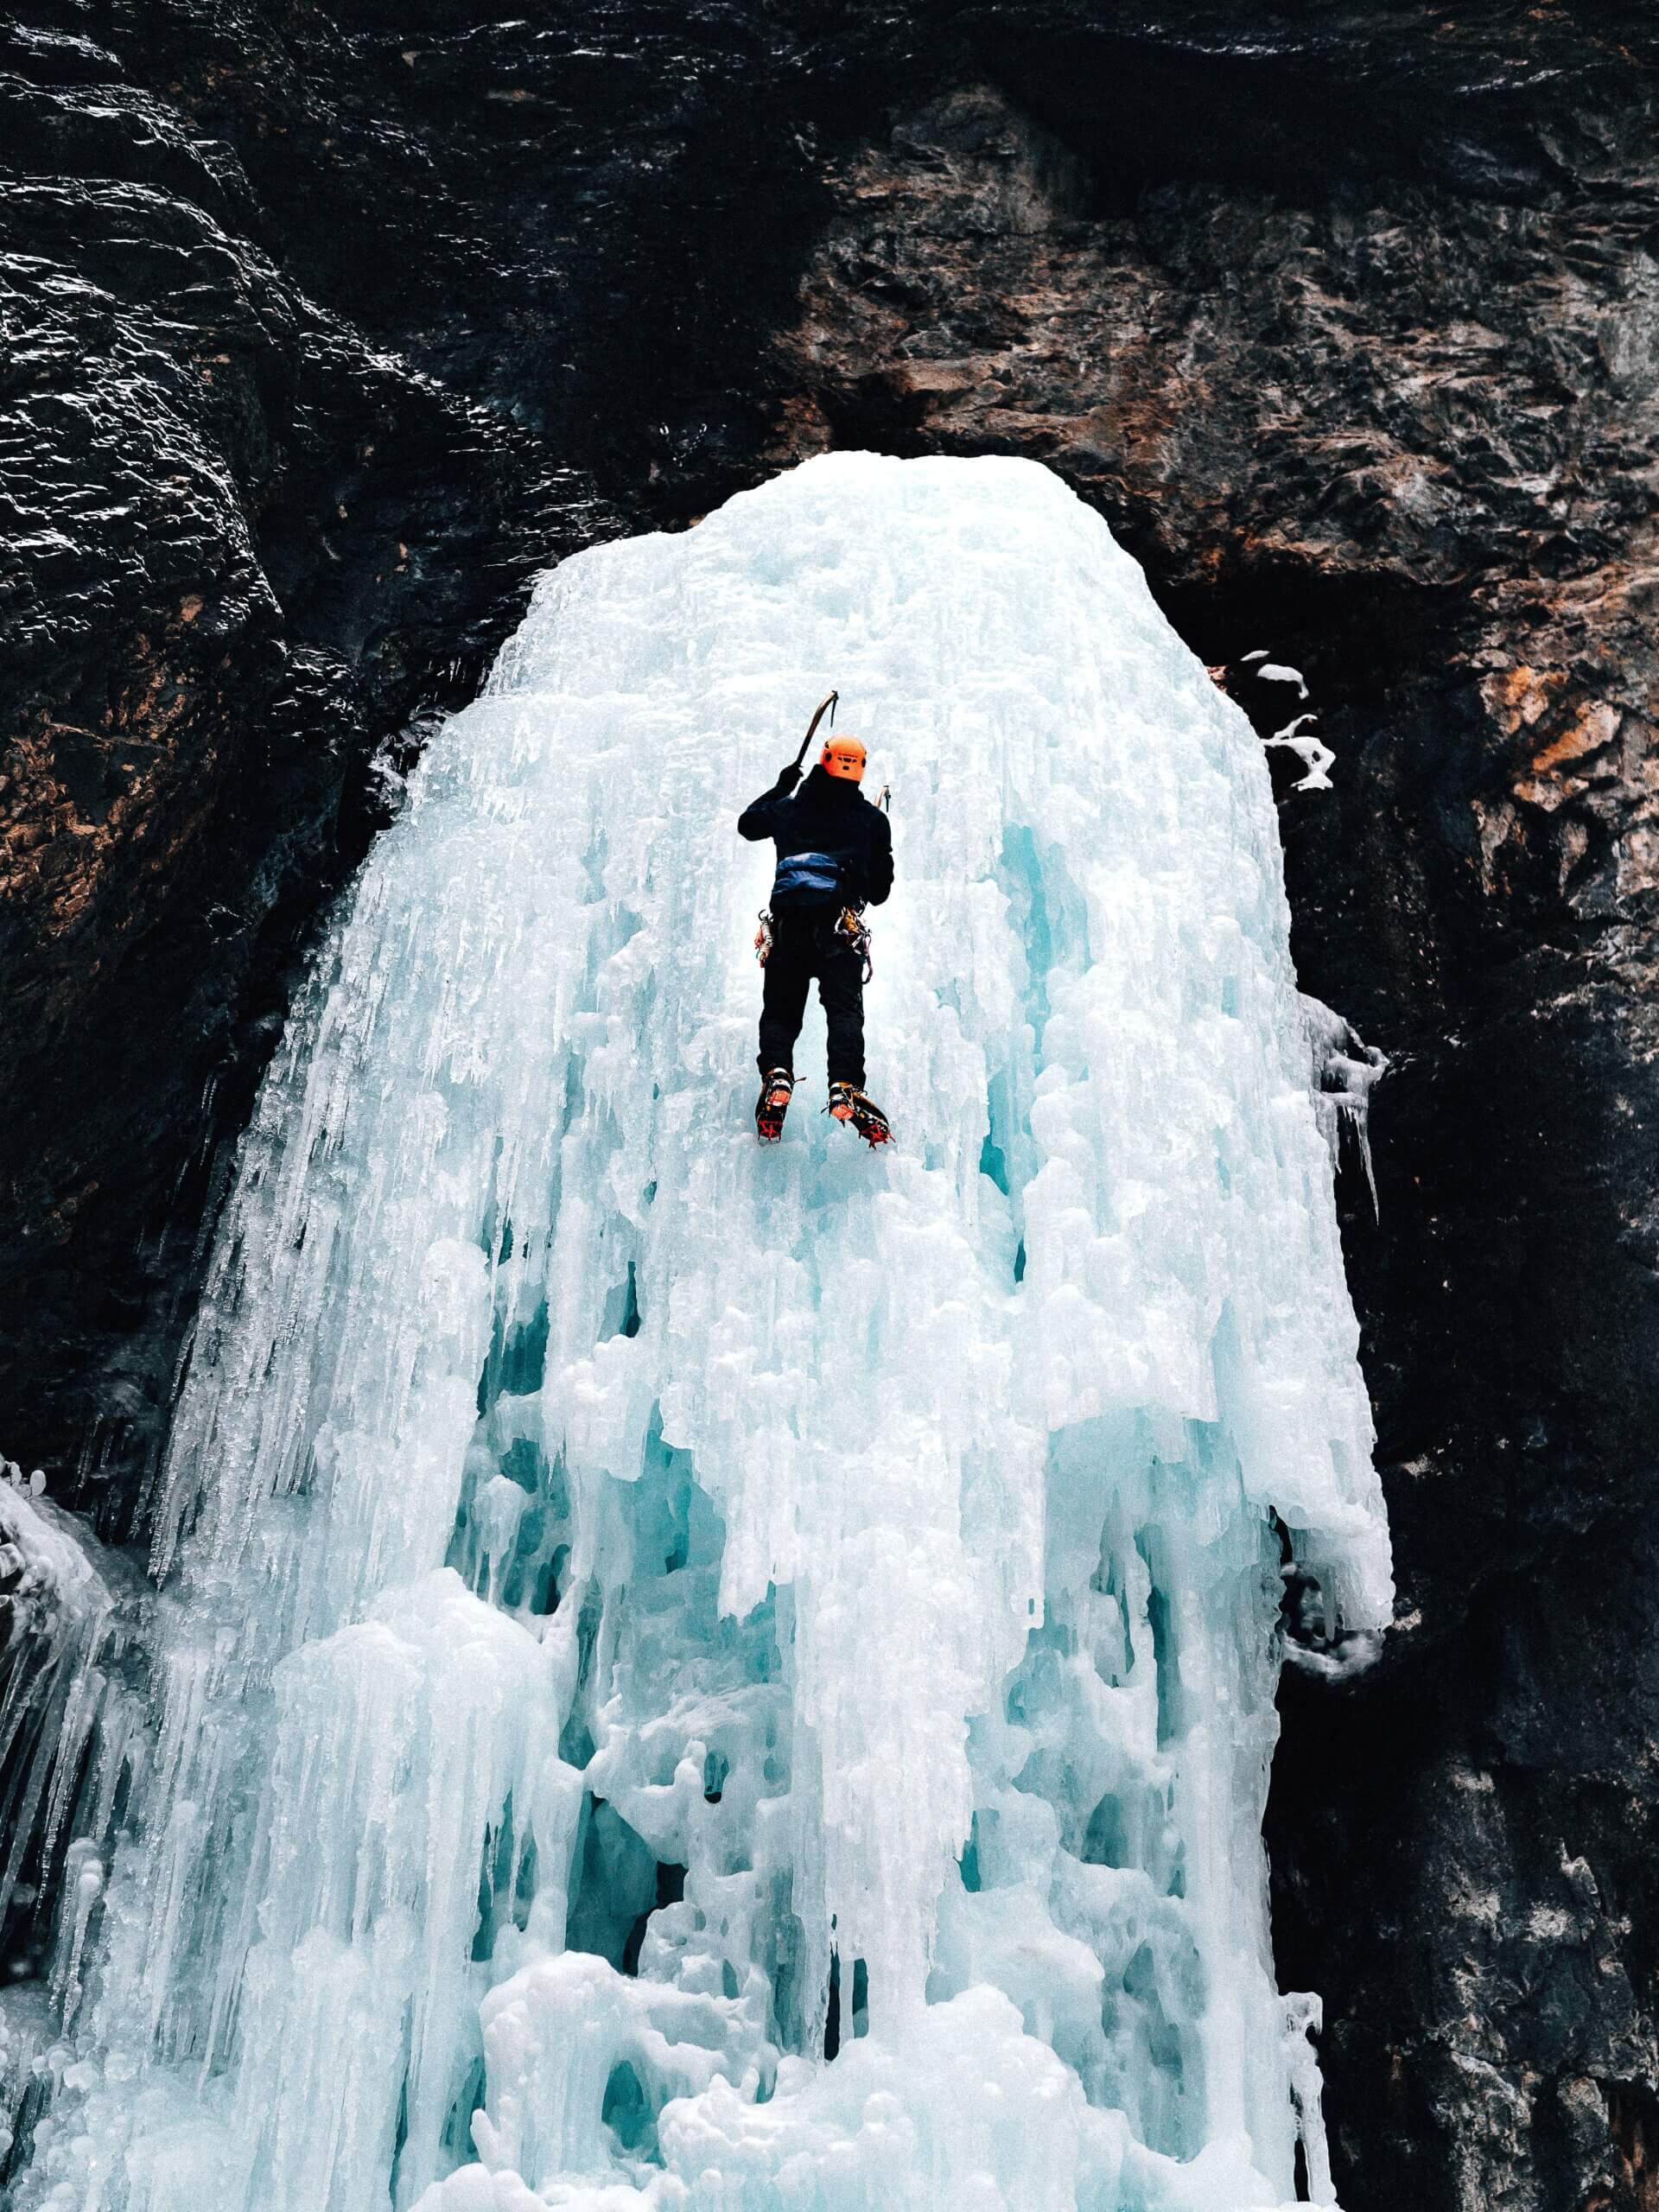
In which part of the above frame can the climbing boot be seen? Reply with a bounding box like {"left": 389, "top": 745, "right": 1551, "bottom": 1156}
{"left": 826, "top": 1082, "right": 892, "bottom": 1147}
{"left": 755, "top": 1068, "right": 794, "bottom": 1144}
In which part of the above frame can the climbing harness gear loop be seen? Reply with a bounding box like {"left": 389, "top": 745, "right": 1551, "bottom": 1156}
{"left": 836, "top": 904, "right": 873, "bottom": 982}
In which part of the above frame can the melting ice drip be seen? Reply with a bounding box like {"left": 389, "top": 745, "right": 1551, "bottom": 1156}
{"left": 8, "top": 454, "right": 1392, "bottom": 2211}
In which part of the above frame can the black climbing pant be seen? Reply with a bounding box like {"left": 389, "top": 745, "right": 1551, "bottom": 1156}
{"left": 758, "top": 915, "right": 866, "bottom": 1089}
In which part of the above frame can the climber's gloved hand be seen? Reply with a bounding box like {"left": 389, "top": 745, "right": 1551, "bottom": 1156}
{"left": 777, "top": 762, "right": 803, "bottom": 791}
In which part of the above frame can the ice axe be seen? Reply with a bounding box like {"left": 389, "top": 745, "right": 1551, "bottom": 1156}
{"left": 793, "top": 690, "right": 838, "bottom": 775}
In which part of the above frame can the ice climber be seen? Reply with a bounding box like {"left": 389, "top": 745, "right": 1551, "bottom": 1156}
{"left": 741, "top": 692, "right": 893, "bottom": 1147}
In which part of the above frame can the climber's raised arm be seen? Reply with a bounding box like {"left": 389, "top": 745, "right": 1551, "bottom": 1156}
{"left": 738, "top": 691, "right": 838, "bottom": 837}
{"left": 737, "top": 769, "right": 796, "bottom": 838}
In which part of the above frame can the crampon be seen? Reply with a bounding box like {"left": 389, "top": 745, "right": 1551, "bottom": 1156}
{"left": 826, "top": 1082, "right": 892, "bottom": 1147}
{"left": 755, "top": 1068, "right": 794, "bottom": 1143}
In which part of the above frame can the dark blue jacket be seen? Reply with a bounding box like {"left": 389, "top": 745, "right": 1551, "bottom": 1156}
{"left": 738, "top": 765, "right": 893, "bottom": 912}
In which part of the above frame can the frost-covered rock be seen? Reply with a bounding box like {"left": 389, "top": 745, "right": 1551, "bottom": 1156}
{"left": 7, "top": 454, "right": 1389, "bottom": 2211}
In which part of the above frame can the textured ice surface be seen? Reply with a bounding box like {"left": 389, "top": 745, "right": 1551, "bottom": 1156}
{"left": 8, "top": 454, "right": 1391, "bottom": 2210}
{"left": 0, "top": 1471, "right": 152, "bottom": 2169}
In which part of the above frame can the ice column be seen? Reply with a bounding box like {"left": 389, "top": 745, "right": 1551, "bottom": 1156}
{"left": 8, "top": 454, "right": 1390, "bottom": 2212}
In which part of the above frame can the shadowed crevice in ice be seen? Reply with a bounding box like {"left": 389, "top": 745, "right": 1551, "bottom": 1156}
{"left": 3, "top": 454, "right": 1390, "bottom": 2212}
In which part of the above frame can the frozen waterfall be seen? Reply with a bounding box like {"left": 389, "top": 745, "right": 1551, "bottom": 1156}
{"left": 6, "top": 454, "right": 1392, "bottom": 2211}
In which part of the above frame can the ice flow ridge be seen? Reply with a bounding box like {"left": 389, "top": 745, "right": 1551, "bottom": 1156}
{"left": 3, "top": 453, "right": 1392, "bottom": 2212}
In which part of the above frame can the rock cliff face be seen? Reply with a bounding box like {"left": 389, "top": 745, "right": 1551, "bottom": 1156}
{"left": 3, "top": 5, "right": 1657, "bottom": 2205}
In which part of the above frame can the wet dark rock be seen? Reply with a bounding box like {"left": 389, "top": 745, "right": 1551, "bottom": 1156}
{"left": 3, "top": 4, "right": 1658, "bottom": 2205}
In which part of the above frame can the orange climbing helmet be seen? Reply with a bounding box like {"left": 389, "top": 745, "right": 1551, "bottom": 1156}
{"left": 821, "top": 734, "right": 867, "bottom": 783}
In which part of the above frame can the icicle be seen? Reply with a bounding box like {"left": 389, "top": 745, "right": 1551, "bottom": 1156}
{"left": 1300, "top": 995, "right": 1389, "bottom": 1218}
{"left": 0, "top": 1482, "right": 149, "bottom": 1960}
{"left": 1283, "top": 1992, "right": 1337, "bottom": 2204}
